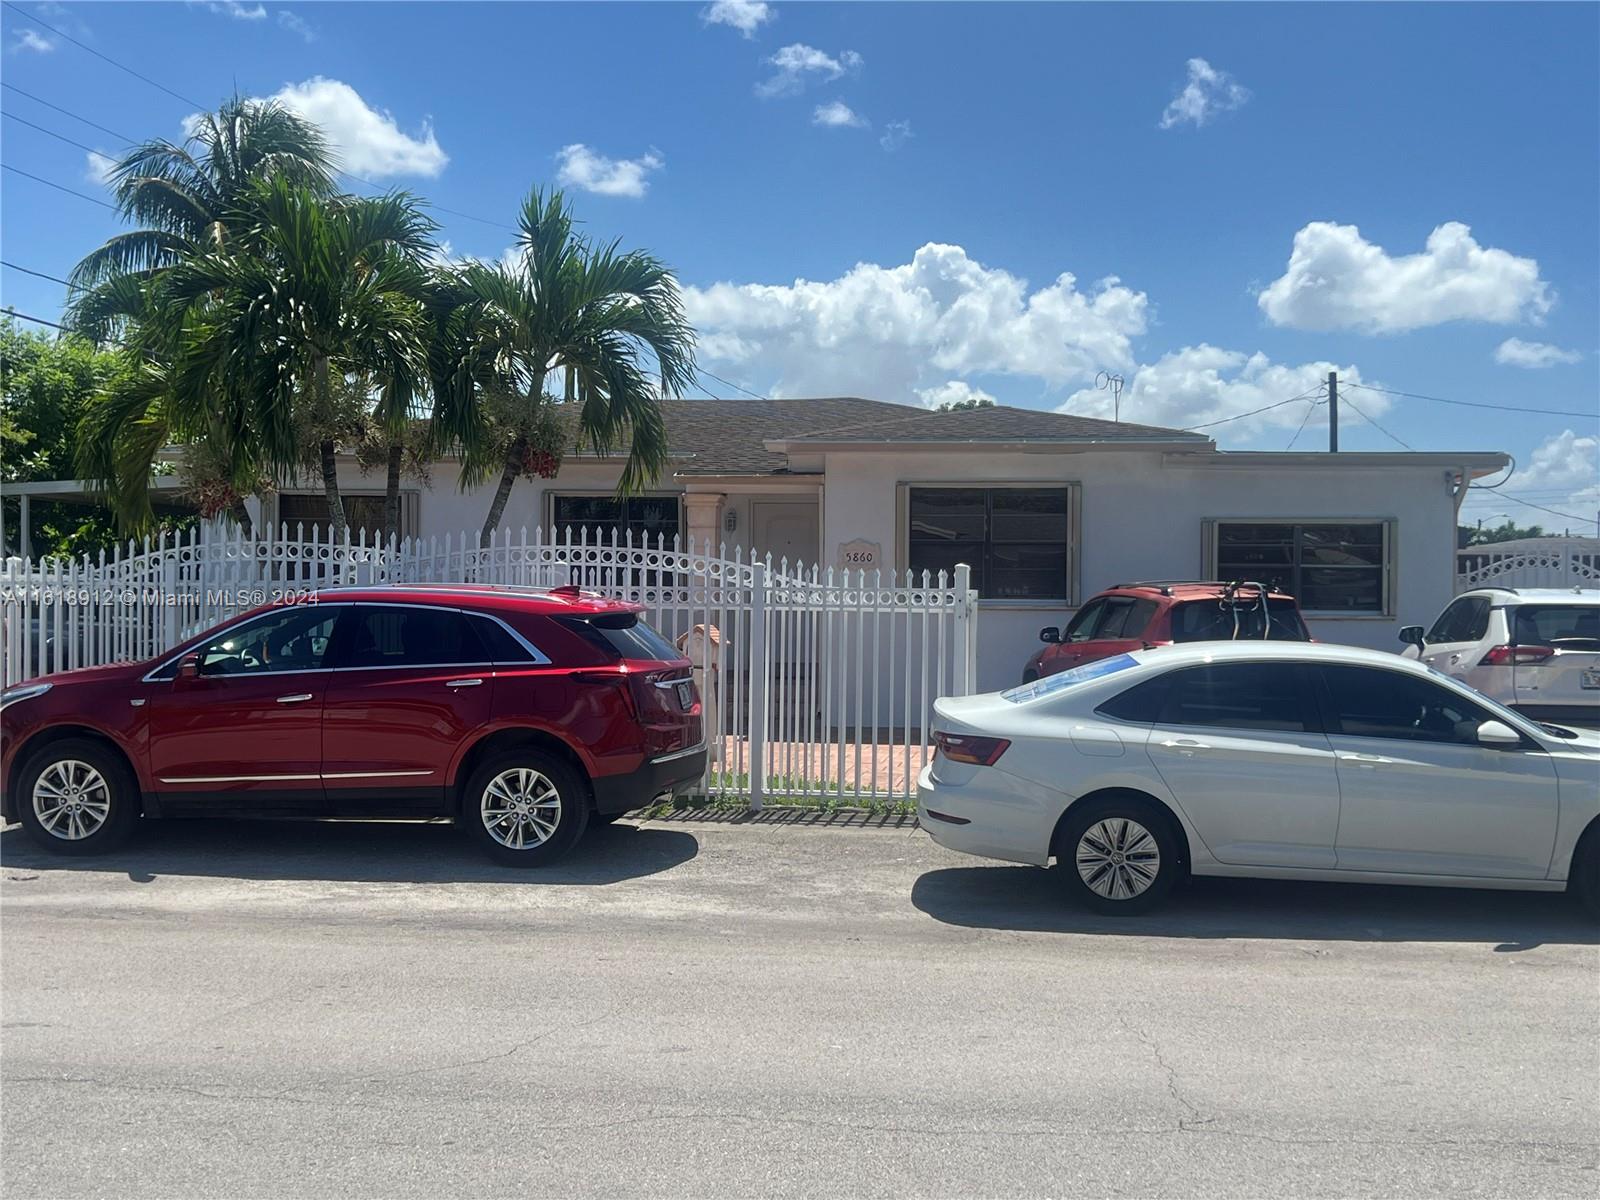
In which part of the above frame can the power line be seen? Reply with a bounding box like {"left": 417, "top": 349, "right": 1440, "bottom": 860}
{"left": 0, "top": 260, "right": 84, "bottom": 291}
{"left": 1284, "top": 397, "right": 1321, "bottom": 450}
{"left": 1345, "top": 381, "right": 1595, "bottom": 421}
{"left": 1, "top": 163, "right": 116, "bottom": 209}
{"left": 1, "top": 82, "right": 136, "bottom": 144}
{"left": 1183, "top": 384, "right": 1327, "bottom": 431}
{"left": 1, "top": 1, "right": 204, "bottom": 109}
{"left": 697, "top": 367, "right": 769, "bottom": 402}
{"left": 3, "top": 110, "right": 103, "bottom": 156}
{"left": 4, "top": 307, "right": 74, "bottom": 334}
{"left": 1490, "top": 492, "right": 1596, "bottom": 525}
{"left": 1339, "top": 392, "right": 1415, "bottom": 450}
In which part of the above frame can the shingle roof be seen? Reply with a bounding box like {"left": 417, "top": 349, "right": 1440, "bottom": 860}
{"left": 563, "top": 397, "right": 1206, "bottom": 477}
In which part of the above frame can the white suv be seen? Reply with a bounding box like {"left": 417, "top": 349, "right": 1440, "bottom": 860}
{"left": 1400, "top": 587, "right": 1600, "bottom": 728}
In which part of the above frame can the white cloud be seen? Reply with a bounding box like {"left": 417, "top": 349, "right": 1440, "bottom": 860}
{"left": 1464, "top": 429, "right": 1599, "bottom": 534}
{"left": 267, "top": 78, "right": 447, "bottom": 178}
{"left": 1159, "top": 58, "right": 1249, "bottom": 129}
{"left": 701, "top": 0, "right": 773, "bottom": 37}
{"left": 813, "top": 100, "right": 867, "bottom": 129}
{"left": 1258, "top": 221, "right": 1554, "bottom": 333}
{"left": 683, "top": 242, "right": 1148, "bottom": 402}
{"left": 83, "top": 151, "right": 117, "bottom": 186}
{"left": 756, "top": 43, "right": 862, "bottom": 98}
{"left": 277, "top": 9, "right": 315, "bottom": 41}
{"left": 1494, "top": 337, "right": 1583, "bottom": 369}
{"left": 206, "top": 2, "right": 267, "bottom": 19}
{"left": 1060, "top": 345, "right": 1374, "bottom": 442}
{"left": 555, "top": 144, "right": 664, "bottom": 199}
{"left": 916, "top": 381, "right": 998, "bottom": 410}
{"left": 879, "top": 119, "right": 913, "bottom": 152}
{"left": 10, "top": 29, "right": 55, "bottom": 53}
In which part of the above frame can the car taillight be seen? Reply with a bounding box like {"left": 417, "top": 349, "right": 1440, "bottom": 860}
{"left": 934, "top": 732, "right": 1010, "bottom": 766}
{"left": 629, "top": 670, "right": 699, "bottom": 718}
{"left": 1479, "top": 644, "right": 1555, "bottom": 666}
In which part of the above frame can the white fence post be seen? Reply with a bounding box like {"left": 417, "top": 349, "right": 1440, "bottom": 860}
{"left": 161, "top": 546, "right": 179, "bottom": 651}
{"left": 952, "top": 562, "right": 976, "bottom": 695}
{"left": 746, "top": 559, "right": 769, "bottom": 812}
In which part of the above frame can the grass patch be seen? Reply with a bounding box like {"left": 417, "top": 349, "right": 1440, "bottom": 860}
{"left": 639, "top": 771, "right": 918, "bottom": 818}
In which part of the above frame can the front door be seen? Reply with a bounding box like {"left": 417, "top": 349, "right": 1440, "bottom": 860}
{"left": 320, "top": 604, "right": 496, "bottom": 816}
{"left": 146, "top": 606, "right": 339, "bottom": 812}
{"left": 1143, "top": 661, "right": 1341, "bottom": 868}
{"left": 1317, "top": 664, "right": 1559, "bottom": 878}
{"left": 752, "top": 501, "right": 820, "bottom": 568}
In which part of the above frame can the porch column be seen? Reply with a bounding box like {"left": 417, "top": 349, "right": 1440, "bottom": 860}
{"left": 18, "top": 493, "right": 32, "bottom": 560}
{"left": 682, "top": 492, "right": 725, "bottom": 555}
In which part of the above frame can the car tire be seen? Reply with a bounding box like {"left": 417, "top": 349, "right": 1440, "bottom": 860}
{"left": 460, "top": 749, "right": 589, "bottom": 867}
{"left": 1054, "top": 796, "right": 1181, "bottom": 916}
{"left": 1570, "top": 825, "right": 1600, "bottom": 921}
{"left": 15, "top": 738, "right": 140, "bottom": 856}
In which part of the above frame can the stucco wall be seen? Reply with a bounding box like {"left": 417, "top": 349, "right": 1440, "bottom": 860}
{"left": 819, "top": 448, "right": 1461, "bottom": 691}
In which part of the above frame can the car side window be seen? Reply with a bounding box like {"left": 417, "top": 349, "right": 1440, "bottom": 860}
{"left": 1319, "top": 665, "right": 1495, "bottom": 745}
{"left": 1427, "top": 596, "right": 1488, "bottom": 643}
{"left": 469, "top": 614, "right": 540, "bottom": 664}
{"left": 337, "top": 606, "right": 487, "bottom": 669}
{"left": 1158, "top": 663, "right": 1313, "bottom": 732}
{"left": 1061, "top": 599, "right": 1106, "bottom": 642}
{"left": 1097, "top": 597, "right": 1158, "bottom": 640}
{"left": 1097, "top": 675, "right": 1169, "bottom": 723}
{"left": 194, "top": 607, "right": 338, "bottom": 677}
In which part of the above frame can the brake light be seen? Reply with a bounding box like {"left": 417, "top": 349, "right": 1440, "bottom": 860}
{"left": 934, "top": 732, "right": 1010, "bottom": 766}
{"left": 1479, "top": 644, "right": 1555, "bottom": 666}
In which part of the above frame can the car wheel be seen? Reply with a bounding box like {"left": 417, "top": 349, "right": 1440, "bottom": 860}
{"left": 461, "top": 749, "right": 589, "bottom": 866}
{"left": 1570, "top": 826, "right": 1600, "bottom": 921}
{"left": 1055, "top": 797, "right": 1180, "bottom": 915}
{"left": 15, "top": 738, "right": 140, "bottom": 856}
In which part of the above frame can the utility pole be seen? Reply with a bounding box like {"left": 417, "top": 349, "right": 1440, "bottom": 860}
{"left": 1096, "top": 371, "right": 1125, "bottom": 423}
{"left": 1327, "top": 370, "right": 1339, "bottom": 452}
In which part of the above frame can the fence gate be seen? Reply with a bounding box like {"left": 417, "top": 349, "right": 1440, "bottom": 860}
{"left": 1455, "top": 538, "right": 1600, "bottom": 593}
{"left": 0, "top": 526, "right": 980, "bottom": 810}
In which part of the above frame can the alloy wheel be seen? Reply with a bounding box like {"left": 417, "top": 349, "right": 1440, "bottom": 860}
{"left": 1075, "top": 817, "right": 1161, "bottom": 901}
{"left": 32, "top": 759, "right": 112, "bottom": 841}
{"left": 480, "top": 767, "right": 563, "bottom": 850}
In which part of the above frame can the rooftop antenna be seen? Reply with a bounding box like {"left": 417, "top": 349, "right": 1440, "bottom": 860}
{"left": 1095, "top": 371, "right": 1125, "bottom": 423}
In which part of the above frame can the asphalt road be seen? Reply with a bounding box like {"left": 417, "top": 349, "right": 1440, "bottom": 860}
{"left": 2, "top": 812, "right": 1597, "bottom": 1198}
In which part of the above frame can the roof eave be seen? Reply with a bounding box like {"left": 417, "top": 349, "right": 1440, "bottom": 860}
{"left": 763, "top": 436, "right": 1215, "bottom": 454}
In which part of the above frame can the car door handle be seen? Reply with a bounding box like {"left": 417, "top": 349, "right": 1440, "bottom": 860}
{"left": 1340, "top": 752, "right": 1392, "bottom": 768}
{"left": 276, "top": 693, "right": 314, "bottom": 704}
{"left": 445, "top": 678, "right": 484, "bottom": 689}
{"left": 1160, "top": 738, "right": 1209, "bottom": 755}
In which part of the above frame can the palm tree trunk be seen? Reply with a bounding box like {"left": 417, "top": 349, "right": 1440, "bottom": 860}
{"left": 478, "top": 435, "right": 526, "bottom": 547}
{"left": 227, "top": 495, "right": 254, "bottom": 539}
{"left": 383, "top": 442, "right": 403, "bottom": 545}
{"left": 314, "top": 356, "right": 348, "bottom": 539}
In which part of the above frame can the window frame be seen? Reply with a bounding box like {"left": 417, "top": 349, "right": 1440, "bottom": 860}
{"left": 272, "top": 491, "right": 419, "bottom": 542}
{"left": 898, "top": 481, "right": 1080, "bottom": 607}
{"left": 546, "top": 492, "right": 684, "bottom": 546}
{"left": 1203, "top": 517, "right": 1397, "bottom": 618}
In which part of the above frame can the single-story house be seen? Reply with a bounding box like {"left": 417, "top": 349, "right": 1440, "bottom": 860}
{"left": 8, "top": 397, "right": 1510, "bottom": 692}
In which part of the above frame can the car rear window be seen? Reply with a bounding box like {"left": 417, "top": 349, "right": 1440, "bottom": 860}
{"left": 1170, "top": 597, "right": 1309, "bottom": 642}
{"left": 1003, "top": 653, "right": 1140, "bottom": 702}
{"left": 557, "top": 613, "right": 682, "bottom": 661}
{"left": 1511, "top": 604, "right": 1600, "bottom": 649}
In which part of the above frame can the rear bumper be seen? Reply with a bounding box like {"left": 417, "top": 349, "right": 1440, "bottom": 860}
{"left": 591, "top": 744, "right": 708, "bottom": 814}
{"left": 915, "top": 764, "right": 1053, "bottom": 867}
{"left": 1512, "top": 703, "right": 1600, "bottom": 729}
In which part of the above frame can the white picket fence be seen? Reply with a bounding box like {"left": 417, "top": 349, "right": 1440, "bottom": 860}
{"left": 0, "top": 525, "right": 980, "bottom": 809}
{"left": 1456, "top": 537, "right": 1600, "bottom": 593}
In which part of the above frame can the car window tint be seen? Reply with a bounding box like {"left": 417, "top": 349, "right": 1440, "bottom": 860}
{"left": 1094, "top": 597, "right": 1138, "bottom": 639}
{"left": 1159, "top": 663, "right": 1312, "bottom": 732}
{"left": 1428, "top": 596, "right": 1489, "bottom": 643}
{"left": 195, "top": 607, "right": 337, "bottom": 677}
{"left": 1096, "top": 675, "right": 1168, "bottom": 723}
{"left": 340, "top": 607, "right": 485, "bottom": 669}
{"left": 469, "top": 614, "right": 539, "bottom": 663}
{"left": 1061, "top": 600, "right": 1106, "bottom": 642}
{"left": 557, "top": 613, "right": 681, "bottom": 661}
{"left": 1512, "top": 604, "right": 1600, "bottom": 648}
{"left": 1170, "top": 599, "right": 1308, "bottom": 642}
{"left": 1319, "top": 664, "right": 1494, "bottom": 744}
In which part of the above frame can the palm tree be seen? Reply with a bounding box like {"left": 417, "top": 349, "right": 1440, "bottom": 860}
{"left": 433, "top": 189, "right": 696, "bottom": 546}
{"left": 71, "top": 95, "right": 334, "bottom": 290}
{"left": 157, "top": 178, "right": 437, "bottom": 538}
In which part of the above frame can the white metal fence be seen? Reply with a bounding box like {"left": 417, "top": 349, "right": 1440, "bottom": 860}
{"left": 0, "top": 526, "right": 980, "bottom": 809}
{"left": 1456, "top": 538, "right": 1600, "bottom": 593}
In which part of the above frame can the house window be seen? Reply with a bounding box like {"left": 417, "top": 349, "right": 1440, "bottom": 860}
{"left": 1212, "top": 521, "right": 1391, "bottom": 613}
{"left": 276, "top": 493, "right": 407, "bottom": 541}
{"left": 907, "top": 487, "right": 1071, "bottom": 600}
{"left": 550, "top": 495, "right": 681, "bottom": 546}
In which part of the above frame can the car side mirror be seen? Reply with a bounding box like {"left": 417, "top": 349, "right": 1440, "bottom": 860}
{"left": 175, "top": 652, "right": 201, "bottom": 683}
{"left": 1475, "top": 719, "right": 1521, "bottom": 749}
{"left": 1398, "top": 625, "right": 1425, "bottom": 648}
{"left": 1039, "top": 626, "right": 1060, "bottom": 644}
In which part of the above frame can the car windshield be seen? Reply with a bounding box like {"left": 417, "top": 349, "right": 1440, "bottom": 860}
{"left": 1170, "top": 598, "right": 1309, "bottom": 642}
{"left": 1002, "top": 653, "right": 1141, "bottom": 702}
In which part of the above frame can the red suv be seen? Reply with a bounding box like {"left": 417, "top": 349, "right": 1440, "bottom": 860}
{"left": 1023, "top": 581, "right": 1312, "bottom": 682}
{"left": 1, "top": 586, "right": 705, "bottom": 865}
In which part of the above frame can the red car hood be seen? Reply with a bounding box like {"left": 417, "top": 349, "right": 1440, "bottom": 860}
{"left": 9, "top": 659, "right": 151, "bottom": 691}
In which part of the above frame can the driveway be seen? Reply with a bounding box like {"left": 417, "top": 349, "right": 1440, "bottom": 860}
{"left": 2, "top": 814, "right": 1596, "bottom": 1198}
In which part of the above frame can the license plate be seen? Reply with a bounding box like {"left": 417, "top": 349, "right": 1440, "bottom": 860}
{"left": 1582, "top": 669, "right": 1600, "bottom": 690}
{"left": 676, "top": 680, "right": 695, "bottom": 709}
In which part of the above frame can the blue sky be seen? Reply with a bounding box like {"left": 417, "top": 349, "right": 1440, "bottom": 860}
{"left": 2, "top": 1, "right": 1596, "bottom": 531}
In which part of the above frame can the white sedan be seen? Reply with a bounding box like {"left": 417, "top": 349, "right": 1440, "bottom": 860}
{"left": 917, "top": 642, "right": 1600, "bottom": 915}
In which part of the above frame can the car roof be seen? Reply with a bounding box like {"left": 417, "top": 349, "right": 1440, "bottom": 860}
{"left": 1125, "top": 640, "right": 1436, "bottom": 674}
{"left": 1461, "top": 586, "right": 1600, "bottom": 604}
{"left": 310, "top": 585, "right": 646, "bottom": 617}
